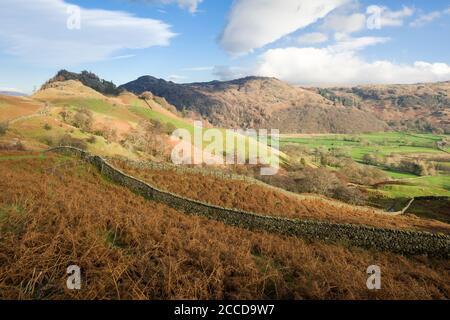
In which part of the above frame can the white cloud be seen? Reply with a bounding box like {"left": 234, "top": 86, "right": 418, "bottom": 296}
{"left": 212, "top": 66, "right": 246, "bottom": 81}
{"left": 182, "top": 66, "right": 214, "bottom": 71}
{"left": 297, "top": 32, "right": 328, "bottom": 44}
{"left": 322, "top": 13, "right": 366, "bottom": 33}
{"left": 329, "top": 36, "right": 390, "bottom": 52}
{"left": 157, "top": 0, "right": 203, "bottom": 13}
{"left": 256, "top": 46, "right": 450, "bottom": 85}
{"left": 219, "top": 0, "right": 348, "bottom": 55}
{"left": 0, "top": 87, "right": 23, "bottom": 93}
{"left": 168, "top": 74, "right": 188, "bottom": 82}
{"left": 367, "top": 5, "right": 414, "bottom": 28}
{"left": 410, "top": 11, "right": 441, "bottom": 27}
{"left": 410, "top": 8, "right": 450, "bottom": 27}
{"left": 0, "top": 0, "right": 176, "bottom": 66}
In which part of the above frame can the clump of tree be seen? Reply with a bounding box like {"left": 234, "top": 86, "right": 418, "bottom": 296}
{"left": 362, "top": 153, "right": 384, "bottom": 166}
{"left": 0, "top": 122, "right": 8, "bottom": 136}
{"left": 121, "top": 119, "right": 169, "bottom": 158}
{"left": 44, "top": 70, "right": 122, "bottom": 96}
{"left": 153, "top": 96, "right": 179, "bottom": 114}
{"left": 94, "top": 126, "right": 118, "bottom": 143}
{"left": 164, "top": 122, "right": 177, "bottom": 135}
{"left": 362, "top": 152, "right": 436, "bottom": 177}
{"left": 57, "top": 134, "right": 88, "bottom": 150}
{"left": 332, "top": 185, "right": 367, "bottom": 205}
{"left": 72, "top": 108, "right": 93, "bottom": 132}
{"left": 86, "top": 135, "right": 97, "bottom": 144}
{"left": 259, "top": 167, "right": 367, "bottom": 205}
{"left": 59, "top": 108, "right": 71, "bottom": 122}
{"left": 139, "top": 91, "right": 154, "bottom": 101}
{"left": 398, "top": 159, "right": 436, "bottom": 176}
{"left": 292, "top": 168, "right": 341, "bottom": 195}
{"left": 340, "top": 161, "right": 387, "bottom": 185}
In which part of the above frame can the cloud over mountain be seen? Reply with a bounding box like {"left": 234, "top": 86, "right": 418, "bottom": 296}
{"left": 256, "top": 46, "right": 450, "bottom": 85}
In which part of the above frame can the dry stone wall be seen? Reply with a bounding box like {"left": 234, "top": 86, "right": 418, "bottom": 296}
{"left": 113, "top": 158, "right": 403, "bottom": 216}
{"left": 47, "top": 147, "right": 450, "bottom": 258}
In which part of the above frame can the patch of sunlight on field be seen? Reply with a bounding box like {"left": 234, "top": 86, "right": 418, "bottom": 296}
{"left": 131, "top": 105, "right": 284, "bottom": 163}
{"left": 380, "top": 184, "right": 450, "bottom": 198}
{"left": 403, "top": 175, "right": 450, "bottom": 191}
{"left": 129, "top": 104, "right": 192, "bottom": 131}
{"left": 280, "top": 132, "right": 447, "bottom": 161}
{"left": 60, "top": 98, "right": 139, "bottom": 122}
{"left": 383, "top": 170, "right": 418, "bottom": 179}
{"left": 87, "top": 136, "right": 138, "bottom": 159}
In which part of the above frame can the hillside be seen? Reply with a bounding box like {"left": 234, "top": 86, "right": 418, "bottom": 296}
{"left": 0, "top": 95, "right": 44, "bottom": 122}
{"left": 0, "top": 151, "right": 449, "bottom": 299}
{"left": 119, "top": 76, "right": 388, "bottom": 133}
{"left": 1, "top": 79, "right": 281, "bottom": 165}
{"left": 111, "top": 159, "right": 450, "bottom": 234}
{"left": 0, "top": 80, "right": 193, "bottom": 160}
{"left": 1, "top": 76, "right": 449, "bottom": 300}
{"left": 314, "top": 82, "right": 450, "bottom": 133}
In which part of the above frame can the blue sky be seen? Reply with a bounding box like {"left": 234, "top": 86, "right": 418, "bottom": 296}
{"left": 1, "top": 0, "right": 449, "bottom": 93}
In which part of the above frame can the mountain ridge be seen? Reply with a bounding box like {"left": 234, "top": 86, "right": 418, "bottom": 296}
{"left": 119, "top": 75, "right": 388, "bottom": 133}
{"left": 36, "top": 70, "right": 449, "bottom": 134}
{"left": 120, "top": 75, "right": 450, "bottom": 134}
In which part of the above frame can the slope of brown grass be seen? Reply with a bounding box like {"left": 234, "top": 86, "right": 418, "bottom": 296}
{"left": 0, "top": 95, "right": 43, "bottom": 122}
{"left": 0, "top": 152, "right": 449, "bottom": 300}
{"left": 32, "top": 80, "right": 105, "bottom": 101}
{"left": 111, "top": 161, "right": 450, "bottom": 235}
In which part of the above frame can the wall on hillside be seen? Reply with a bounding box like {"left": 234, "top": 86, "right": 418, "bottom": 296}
{"left": 48, "top": 147, "right": 450, "bottom": 258}
{"left": 111, "top": 158, "right": 398, "bottom": 216}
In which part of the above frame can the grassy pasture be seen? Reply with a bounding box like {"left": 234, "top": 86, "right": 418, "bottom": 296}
{"left": 280, "top": 132, "right": 450, "bottom": 198}
{"left": 280, "top": 132, "right": 447, "bottom": 161}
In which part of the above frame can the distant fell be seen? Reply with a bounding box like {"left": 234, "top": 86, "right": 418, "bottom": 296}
{"left": 0, "top": 90, "right": 27, "bottom": 97}
{"left": 119, "top": 75, "right": 388, "bottom": 134}
{"left": 315, "top": 81, "right": 450, "bottom": 133}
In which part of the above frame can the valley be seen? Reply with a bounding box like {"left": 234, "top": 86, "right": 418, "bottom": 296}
{"left": 2, "top": 0, "right": 450, "bottom": 306}
{"left": 0, "top": 70, "right": 449, "bottom": 300}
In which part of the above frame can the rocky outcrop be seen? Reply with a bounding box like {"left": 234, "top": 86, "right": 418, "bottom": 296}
{"left": 42, "top": 70, "right": 122, "bottom": 96}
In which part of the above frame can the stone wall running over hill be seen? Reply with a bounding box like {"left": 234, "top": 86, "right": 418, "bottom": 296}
{"left": 47, "top": 147, "right": 450, "bottom": 258}
{"left": 109, "top": 158, "right": 407, "bottom": 216}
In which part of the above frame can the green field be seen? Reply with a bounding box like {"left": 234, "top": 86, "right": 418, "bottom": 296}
{"left": 378, "top": 184, "right": 450, "bottom": 198}
{"left": 280, "top": 132, "right": 448, "bottom": 161}
{"left": 60, "top": 98, "right": 139, "bottom": 122}
{"left": 281, "top": 132, "right": 450, "bottom": 199}
{"left": 0, "top": 154, "right": 46, "bottom": 161}
{"left": 403, "top": 175, "right": 450, "bottom": 191}
{"left": 129, "top": 104, "right": 193, "bottom": 131}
